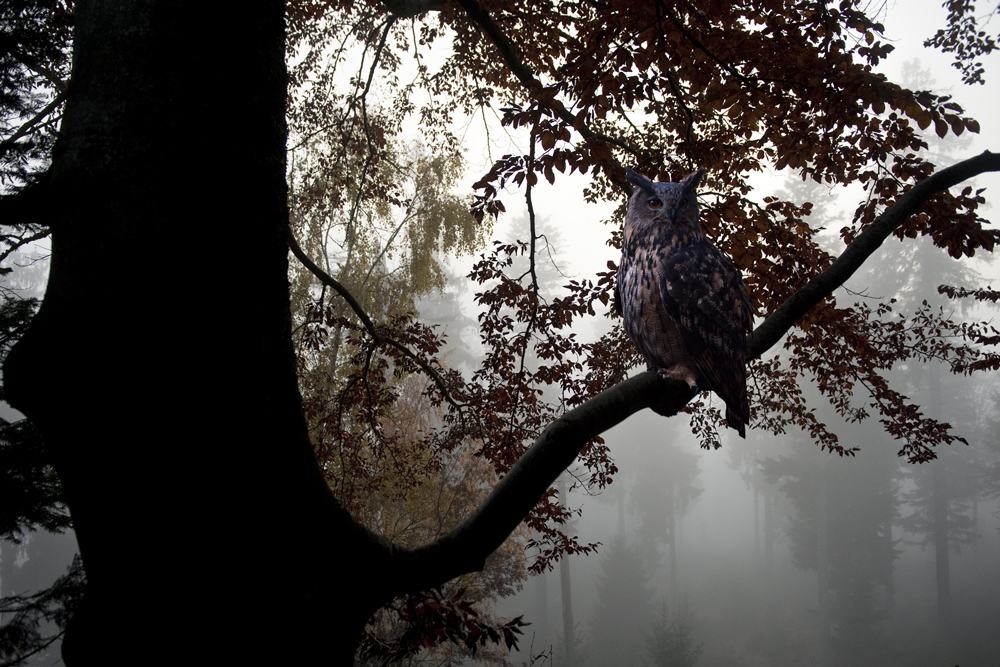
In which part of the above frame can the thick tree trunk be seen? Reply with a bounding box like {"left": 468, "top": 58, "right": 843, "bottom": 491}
{"left": 3, "top": 2, "right": 388, "bottom": 663}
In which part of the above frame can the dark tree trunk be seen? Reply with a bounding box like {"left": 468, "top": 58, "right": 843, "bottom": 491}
{"left": 932, "top": 459, "right": 954, "bottom": 652}
{"left": 4, "top": 2, "right": 389, "bottom": 663}
{"left": 763, "top": 480, "right": 774, "bottom": 580}
{"left": 926, "top": 364, "right": 954, "bottom": 657}
{"left": 558, "top": 479, "right": 576, "bottom": 666}
{"left": 816, "top": 464, "right": 831, "bottom": 667}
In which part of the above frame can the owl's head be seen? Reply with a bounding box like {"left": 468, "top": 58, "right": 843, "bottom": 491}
{"left": 623, "top": 168, "right": 706, "bottom": 239}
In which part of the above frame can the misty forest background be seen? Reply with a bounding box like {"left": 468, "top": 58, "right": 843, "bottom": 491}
{"left": 2, "top": 1, "right": 1000, "bottom": 666}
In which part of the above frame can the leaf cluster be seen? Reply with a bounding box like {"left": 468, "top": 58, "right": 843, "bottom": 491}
{"left": 358, "top": 588, "right": 527, "bottom": 665}
{"left": 923, "top": 0, "right": 999, "bottom": 85}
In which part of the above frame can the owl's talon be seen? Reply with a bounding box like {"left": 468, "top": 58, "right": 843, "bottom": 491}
{"left": 654, "top": 367, "right": 699, "bottom": 394}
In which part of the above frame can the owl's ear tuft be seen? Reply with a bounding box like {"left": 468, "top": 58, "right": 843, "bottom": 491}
{"left": 624, "top": 168, "right": 656, "bottom": 194}
{"left": 681, "top": 168, "right": 706, "bottom": 191}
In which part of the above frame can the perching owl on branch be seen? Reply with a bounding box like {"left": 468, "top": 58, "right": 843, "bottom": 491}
{"left": 614, "top": 168, "right": 753, "bottom": 437}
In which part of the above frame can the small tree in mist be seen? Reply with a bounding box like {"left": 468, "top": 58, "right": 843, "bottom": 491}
{"left": 644, "top": 599, "right": 702, "bottom": 667}
{"left": 764, "top": 432, "right": 900, "bottom": 666}
{"left": 589, "top": 534, "right": 654, "bottom": 667}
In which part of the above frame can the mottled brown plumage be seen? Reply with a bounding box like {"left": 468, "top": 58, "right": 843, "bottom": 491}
{"left": 614, "top": 168, "right": 754, "bottom": 437}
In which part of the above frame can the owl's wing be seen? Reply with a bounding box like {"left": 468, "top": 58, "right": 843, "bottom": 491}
{"left": 658, "top": 241, "right": 753, "bottom": 423}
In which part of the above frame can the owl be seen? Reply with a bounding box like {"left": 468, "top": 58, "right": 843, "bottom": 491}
{"left": 614, "top": 168, "right": 753, "bottom": 437}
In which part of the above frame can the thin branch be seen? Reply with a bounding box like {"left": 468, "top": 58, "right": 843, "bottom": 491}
{"left": 507, "top": 128, "right": 542, "bottom": 434}
{"left": 288, "top": 229, "right": 377, "bottom": 334}
{"left": 0, "top": 228, "right": 50, "bottom": 265}
{"left": 8, "top": 46, "right": 69, "bottom": 93}
{"left": 0, "top": 91, "right": 66, "bottom": 157}
{"left": 287, "top": 229, "right": 470, "bottom": 420}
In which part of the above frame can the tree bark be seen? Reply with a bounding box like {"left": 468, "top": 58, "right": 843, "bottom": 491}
{"left": 4, "top": 2, "right": 389, "bottom": 663}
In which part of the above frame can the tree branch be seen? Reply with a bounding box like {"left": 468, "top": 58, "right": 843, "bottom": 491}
{"left": 390, "top": 149, "right": 1000, "bottom": 594}
{"left": 0, "top": 177, "right": 52, "bottom": 228}
{"left": 287, "top": 229, "right": 470, "bottom": 418}
{"left": 0, "top": 228, "right": 50, "bottom": 265}
{"left": 393, "top": 371, "right": 686, "bottom": 592}
{"left": 0, "top": 91, "right": 66, "bottom": 159}
{"left": 8, "top": 46, "right": 69, "bottom": 93}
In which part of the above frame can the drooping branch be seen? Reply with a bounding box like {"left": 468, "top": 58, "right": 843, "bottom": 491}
{"left": 748, "top": 150, "right": 1000, "bottom": 359}
{"left": 390, "top": 150, "right": 1000, "bottom": 594}
{"left": 7, "top": 46, "right": 69, "bottom": 93}
{"left": 0, "top": 228, "right": 49, "bottom": 265}
{"left": 287, "top": 229, "right": 470, "bottom": 418}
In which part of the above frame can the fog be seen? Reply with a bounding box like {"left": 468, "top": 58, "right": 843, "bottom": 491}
{"left": 497, "top": 392, "right": 1000, "bottom": 667}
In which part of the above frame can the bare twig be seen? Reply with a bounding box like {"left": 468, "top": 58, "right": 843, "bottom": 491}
{"left": 287, "top": 229, "right": 470, "bottom": 420}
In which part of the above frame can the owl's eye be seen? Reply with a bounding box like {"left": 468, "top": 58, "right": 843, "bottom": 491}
{"left": 648, "top": 197, "right": 663, "bottom": 209}
{"left": 679, "top": 197, "right": 688, "bottom": 209}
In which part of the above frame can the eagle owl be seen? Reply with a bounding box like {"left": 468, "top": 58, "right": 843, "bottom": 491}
{"left": 615, "top": 168, "right": 753, "bottom": 437}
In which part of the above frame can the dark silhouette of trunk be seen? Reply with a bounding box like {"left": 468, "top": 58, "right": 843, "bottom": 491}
{"left": 927, "top": 364, "right": 954, "bottom": 656}
{"left": 556, "top": 479, "right": 580, "bottom": 665}
{"left": 533, "top": 565, "right": 549, "bottom": 649}
{"left": 558, "top": 479, "right": 576, "bottom": 666}
{"left": 763, "top": 481, "right": 775, "bottom": 580}
{"left": 816, "top": 464, "right": 831, "bottom": 667}
{"left": 559, "top": 551, "right": 576, "bottom": 665}
{"left": 667, "top": 487, "right": 678, "bottom": 601}
{"left": 932, "top": 456, "right": 954, "bottom": 652}
{"left": 3, "top": 4, "right": 390, "bottom": 663}
{"left": 752, "top": 480, "right": 760, "bottom": 561}
{"left": 881, "top": 480, "right": 896, "bottom": 617}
